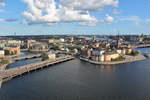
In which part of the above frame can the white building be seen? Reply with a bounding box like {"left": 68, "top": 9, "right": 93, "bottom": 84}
{"left": 46, "top": 52, "right": 56, "bottom": 60}
{"left": 0, "top": 50, "right": 5, "bottom": 58}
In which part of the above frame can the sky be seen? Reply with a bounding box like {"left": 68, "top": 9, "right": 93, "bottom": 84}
{"left": 0, "top": 0, "right": 150, "bottom": 35}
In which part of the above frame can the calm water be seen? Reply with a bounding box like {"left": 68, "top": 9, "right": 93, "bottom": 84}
{"left": 6, "top": 52, "right": 42, "bottom": 69}
{"left": 0, "top": 48, "right": 150, "bottom": 100}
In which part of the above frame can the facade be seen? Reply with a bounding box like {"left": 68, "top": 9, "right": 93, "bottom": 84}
{"left": 0, "top": 50, "right": 5, "bottom": 58}
{"left": 87, "top": 49, "right": 92, "bottom": 58}
{"left": 29, "top": 42, "right": 49, "bottom": 51}
{"left": 99, "top": 55, "right": 104, "bottom": 62}
{"left": 48, "top": 39, "right": 64, "bottom": 43}
{"left": 46, "top": 53, "right": 56, "bottom": 60}
{"left": 126, "top": 48, "right": 132, "bottom": 54}
{"left": 104, "top": 52, "right": 120, "bottom": 62}
{"left": 4, "top": 46, "right": 20, "bottom": 55}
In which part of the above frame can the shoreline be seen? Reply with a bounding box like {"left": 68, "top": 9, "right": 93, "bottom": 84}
{"left": 80, "top": 54, "right": 146, "bottom": 65}
{"left": 0, "top": 60, "right": 14, "bottom": 71}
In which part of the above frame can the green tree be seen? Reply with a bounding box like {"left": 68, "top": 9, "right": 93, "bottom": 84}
{"left": 41, "top": 51, "right": 47, "bottom": 61}
{"left": 1, "top": 59, "right": 9, "bottom": 64}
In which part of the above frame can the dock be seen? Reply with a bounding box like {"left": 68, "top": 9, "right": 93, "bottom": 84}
{"left": 0, "top": 55, "right": 74, "bottom": 86}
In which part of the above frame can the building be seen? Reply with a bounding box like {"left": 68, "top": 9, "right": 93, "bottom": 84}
{"left": 4, "top": 46, "right": 20, "bottom": 55}
{"left": 87, "top": 49, "right": 92, "bottom": 58}
{"left": 126, "top": 48, "right": 132, "bottom": 54}
{"left": 91, "top": 49, "right": 105, "bottom": 61}
{"left": 29, "top": 42, "right": 49, "bottom": 51}
{"left": 0, "top": 50, "right": 5, "bottom": 58}
{"left": 26, "top": 40, "right": 36, "bottom": 49}
{"left": 104, "top": 52, "right": 120, "bottom": 62}
{"left": 117, "top": 39, "right": 121, "bottom": 48}
{"left": 46, "top": 52, "right": 56, "bottom": 60}
{"left": 125, "top": 46, "right": 133, "bottom": 54}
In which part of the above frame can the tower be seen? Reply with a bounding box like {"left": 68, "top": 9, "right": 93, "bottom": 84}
{"left": 117, "top": 31, "right": 121, "bottom": 48}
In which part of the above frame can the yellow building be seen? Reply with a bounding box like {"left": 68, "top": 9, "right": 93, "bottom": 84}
{"left": 104, "top": 52, "right": 120, "bottom": 62}
{"left": 47, "top": 53, "right": 56, "bottom": 60}
{"left": 126, "top": 48, "right": 132, "bottom": 54}
{"left": 4, "top": 46, "right": 20, "bottom": 55}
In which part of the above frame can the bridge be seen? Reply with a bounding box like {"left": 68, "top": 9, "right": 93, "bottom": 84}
{"left": 0, "top": 55, "right": 74, "bottom": 87}
{"left": 13, "top": 54, "right": 41, "bottom": 61}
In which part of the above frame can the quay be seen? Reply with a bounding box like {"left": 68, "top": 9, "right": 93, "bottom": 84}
{"left": 0, "top": 55, "right": 74, "bottom": 86}
{"left": 121, "top": 44, "right": 150, "bottom": 48}
{"left": 80, "top": 54, "right": 146, "bottom": 65}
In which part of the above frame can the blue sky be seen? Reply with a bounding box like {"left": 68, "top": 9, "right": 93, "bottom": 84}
{"left": 0, "top": 0, "right": 150, "bottom": 35}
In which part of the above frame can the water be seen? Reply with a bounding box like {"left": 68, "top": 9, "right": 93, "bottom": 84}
{"left": 0, "top": 48, "right": 150, "bottom": 100}
{"left": 6, "top": 58, "right": 42, "bottom": 69}
{"left": 6, "top": 52, "right": 42, "bottom": 69}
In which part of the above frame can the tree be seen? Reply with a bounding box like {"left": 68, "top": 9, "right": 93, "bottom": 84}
{"left": 41, "top": 51, "right": 47, "bottom": 61}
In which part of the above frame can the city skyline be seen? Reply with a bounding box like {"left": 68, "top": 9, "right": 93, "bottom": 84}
{"left": 0, "top": 0, "right": 150, "bottom": 35}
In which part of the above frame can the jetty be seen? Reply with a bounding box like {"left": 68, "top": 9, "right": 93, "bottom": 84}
{"left": 0, "top": 55, "right": 74, "bottom": 87}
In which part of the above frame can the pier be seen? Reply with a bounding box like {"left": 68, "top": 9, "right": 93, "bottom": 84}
{"left": 0, "top": 55, "right": 74, "bottom": 86}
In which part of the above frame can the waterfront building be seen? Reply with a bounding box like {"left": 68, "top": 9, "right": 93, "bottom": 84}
{"left": 116, "top": 49, "right": 126, "bottom": 55}
{"left": 91, "top": 49, "right": 105, "bottom": 61}
{"left": 125, "top": 45, "right": 133, "bottom": 54}
{"left": 73, "top": 49, "right": 78, "bottom": 54}
{"left": 104, "top": 52, "right": 120, "bottom": 62}
{"left": 4, "top": 46, "right": 20, "bottom": 55}
{"left": 99, "top": 55, "right": 105, "bottom": 62}
{"left": 0, "top": 50, "right": 5, "bottom": 58}
{"left": 46, "top": 52, "right": 56, "bottom": 60}
{"left": 87, "top": 49, "right": 92, "bottom": 58}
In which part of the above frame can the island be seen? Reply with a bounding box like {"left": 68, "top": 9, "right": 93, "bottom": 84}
{"left": 80, "top": 53, "right": 146, "bottom": 65}
{"left": 79, "top": 39, "right": 147, "bottom": 65}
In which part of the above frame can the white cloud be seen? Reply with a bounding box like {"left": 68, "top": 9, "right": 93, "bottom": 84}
{"left": 60, "top": 0, "right": 118, "bottom": 11}
{"left": 22, "top": 0, "right": 118, "bottom": 26}
{"left": 0, "top": 0, "right": 6, "bottom": 6}
{"left": 105, "top": 14, "right": 114, "bottom": 23}
{"left": 79, "top": 21, "right": 98, "bottom": 26}
{"left": 145, "top": 19, "right": 150, "bottom": 24}
{"left": 22, "top": 19, "right": 28, "bottom": 25}
{"left": 120, "top": 16, "right": 140, "bottom": 25}
{"left": 111, "top": 9, "right": 122, "bottom": 14}
{"left": 0, "top": 9, "right": 4, "bottom": 12}
{"left": 0, "top": 18, "right": 3, "bottom": 22}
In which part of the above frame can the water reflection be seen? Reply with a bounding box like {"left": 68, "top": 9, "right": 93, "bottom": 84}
{"left": 0, "top": 48, "right": 150, "bottom": 100}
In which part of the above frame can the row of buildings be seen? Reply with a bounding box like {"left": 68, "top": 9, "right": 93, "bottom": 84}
{"left": 80, "top": 36, "right": 133, "bottom": 62}
{"left": 81, "top": 46, "right": 132, "bottom": 62}
{"left": 0, "top": 46, "right": 21, "bottom": 58}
